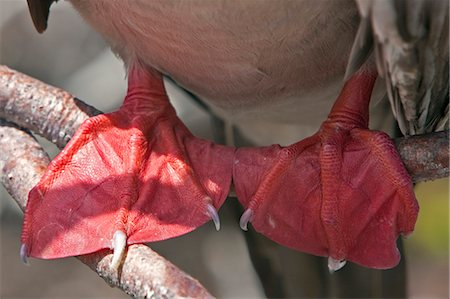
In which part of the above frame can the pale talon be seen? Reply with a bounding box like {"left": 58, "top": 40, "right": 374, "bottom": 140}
{"left": 206, "top": 203, "right": 221, "bottom": 231}
{"left": 328, "top": 257, "right": 347, "bottom": 273}
{"left": 240, "top": 208, "right": 254, "bottom": 231}
{"left": 401, "top": 231, "right": 413, "bottom": 239}
{"left": 20, "top": 243, "right": 29, "bottom": 265}
{"left": 110, "top": 230, "right": 127, "bottom": 270}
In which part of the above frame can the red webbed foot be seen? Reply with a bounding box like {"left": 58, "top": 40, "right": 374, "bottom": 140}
{"left": 234, "top": 69, "right": 419, "bottom": 270}
{"left": 21, "top": 65, "right": 235, "bottom": 263}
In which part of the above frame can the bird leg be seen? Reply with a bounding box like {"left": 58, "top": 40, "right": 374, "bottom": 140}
{"left": 234, "top": 68, "right": 419, "bottom": 270}
{"left": 20, "top": 64, "right": 235, "bottom": 264}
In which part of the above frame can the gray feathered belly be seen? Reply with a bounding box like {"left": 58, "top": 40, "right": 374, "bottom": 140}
{"left": 71, "top": 0, "right": 359, "bottom": 127}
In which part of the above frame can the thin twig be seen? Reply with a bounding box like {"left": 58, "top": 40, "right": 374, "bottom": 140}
{"left": 0, "top": 119, "right": 214, "bottom": 299}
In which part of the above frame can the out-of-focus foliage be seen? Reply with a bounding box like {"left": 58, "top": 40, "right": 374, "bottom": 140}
{"left": 410, "top": 178, "right": 449, "bottom": 257}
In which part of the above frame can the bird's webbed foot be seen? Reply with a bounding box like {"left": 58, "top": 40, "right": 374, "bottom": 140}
{"left": 20, "top": 65, "right": 234, "bottom": 264}
{"left": 234, "top": 69, "right": 419, "bottom": 269}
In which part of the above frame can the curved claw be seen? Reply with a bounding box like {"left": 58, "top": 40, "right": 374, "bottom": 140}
{"left": 328, "top": 257, "right": 347, "bottom": 273}
{"left": 239, "top": 208, "right": 254, "bottom": 231}
{"left": 206, "top": 203, "right": 221, "bottom": 231}
{"left": 19, "top": 243, "right": 29, "bottom": 265}
{"left": 110, "top": 230, "right": 127, "bottom": 271}
{"left": 401, "top": 231, "right": 413, "bottom": 239}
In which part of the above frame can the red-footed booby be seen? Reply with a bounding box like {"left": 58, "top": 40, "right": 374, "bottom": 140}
{"left": 22, "top": 0, "right": 448, "bottom": 272}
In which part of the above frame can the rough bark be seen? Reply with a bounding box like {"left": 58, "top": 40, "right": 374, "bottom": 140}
{"left": 0, "top": 65, "right": 100, "bottom": 149}
{"left": 395, "top": 131, "right": 449, "bottom": 183}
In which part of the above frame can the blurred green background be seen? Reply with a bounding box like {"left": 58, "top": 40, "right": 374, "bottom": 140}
{"left": 406, "top": 178, "right": 449, "bottom": 298}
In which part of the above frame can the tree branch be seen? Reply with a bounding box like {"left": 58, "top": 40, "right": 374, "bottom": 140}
{"left": 395, "top": 131, "right": 449, "bottom": 183}
{"left": 0, "top": 65, "right": 101, "bottom": 149}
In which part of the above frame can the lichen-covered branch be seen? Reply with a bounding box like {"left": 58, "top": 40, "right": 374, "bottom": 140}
{"left": 1, "top": 65, "right": 448, "bottom": 183}
{"left": 0, "top": 120, "right": 50, "bottom": 209}
{"left": 0, "top": 120, "right": 214, "bottom": 299}
{"left": 0, "top": 65, "right": 101, "bottom": 149}
{"left": 395, "top": 131, "right": 449, "bottom": 183}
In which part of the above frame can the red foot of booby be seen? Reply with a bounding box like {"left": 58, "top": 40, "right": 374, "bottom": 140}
{"left": 234, "top": 70, "right": 419, "bottom": 270}
{"left": 21, "top": 65, "right": 234, "bottom": 261}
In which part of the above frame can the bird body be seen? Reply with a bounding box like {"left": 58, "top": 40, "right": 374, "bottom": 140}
{"left": 69, "top": 0, "right": 360, "bottom": 143}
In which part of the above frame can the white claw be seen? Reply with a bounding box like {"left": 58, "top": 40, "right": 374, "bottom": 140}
{"left": 401, "top": 231, "right": 413, "bottom": 239}
{"left": 206, "top": 203, "right": 220, "bottom": 231}
{"left": 240, "top": 209, "right": 253, "bottom": 231}
{"left": 328, "top": 257, "right": 346, "bottom": 273}
{"left": 110, "top": 230, "right": 127, "bottom": 271}
{"left": 20, "top": 243, "right": 29, "bottom": 265}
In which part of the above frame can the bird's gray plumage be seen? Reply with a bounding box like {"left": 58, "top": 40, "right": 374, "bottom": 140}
{"left": 347, "top": 0, "right": 449, "bottom": 135}
{"left": 27, "top": 0, "right": 449, "bottom": 139}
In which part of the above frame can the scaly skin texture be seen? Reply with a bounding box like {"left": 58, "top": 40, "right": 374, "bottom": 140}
{"left": 234, "top": 69, "right": 419, "bottom": 269}
{"left": 21, "top": 65, "right": 235, "bottom": 258}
